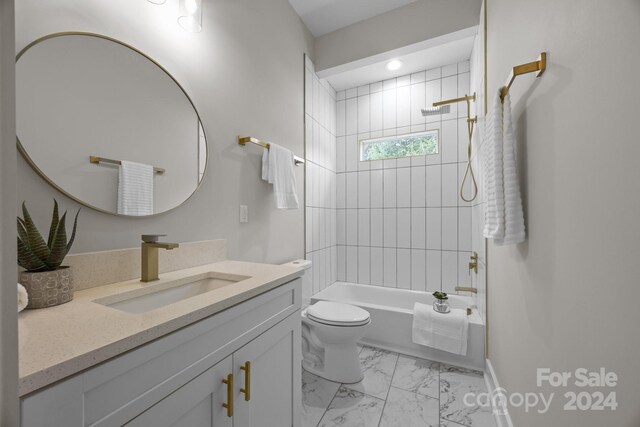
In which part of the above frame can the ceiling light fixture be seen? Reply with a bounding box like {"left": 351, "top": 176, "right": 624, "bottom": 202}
{"left": 178, "top": 0, "right": 203, "bottom": 32}
{"left": 386, "top": 59, "right": 403, "bottom": 71}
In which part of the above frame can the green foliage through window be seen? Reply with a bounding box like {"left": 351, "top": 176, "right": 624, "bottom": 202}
{"left": 360, "top": 130, "right": 439, "bottom": 161}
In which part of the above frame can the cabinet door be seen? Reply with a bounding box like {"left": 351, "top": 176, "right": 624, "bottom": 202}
{"left": 234, "top": 313, "right": 301, "bottom": 427}
{"left": 125, "top": 356, "right": 233, "bottom": 427}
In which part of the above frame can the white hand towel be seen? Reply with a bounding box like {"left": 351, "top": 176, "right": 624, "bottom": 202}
{"left": 118, "top": 160, "right": 154, "bottom": 216}
{"left": 483, "top": 91, "right": 506, "bottom": 241}
{"left": 18, "top": 283, "right": 28, "bottom": 312}
{"left": 495, "top": 93, "right": 525, "bottom": 245}
{"left": 412, "top": 302, "right": 469, "bottom": 356}
{"left": 261, "top": 143, "right": 299, "bottom": 209}
{"left": 482, "top": 91, "right": 526, "bottom": 244}
{"left": 261, "top": 147, "right": 270, "bottom": 182}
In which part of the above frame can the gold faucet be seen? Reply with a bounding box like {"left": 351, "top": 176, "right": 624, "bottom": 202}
{"left": 455, "top": 286, "right": 478, "bottom": 294}
{"left": 141, "top": 235, "right": 179, "bottom": 282}
{"left": 468, "top": 252, "right": 478, "bottom": 274}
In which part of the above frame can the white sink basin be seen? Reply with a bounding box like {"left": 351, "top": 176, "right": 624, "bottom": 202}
{"left": 94, "top": 272, "right": 251, "bottom": 314}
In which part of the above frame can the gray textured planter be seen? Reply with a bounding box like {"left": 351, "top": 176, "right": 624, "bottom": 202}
{"left": 20, "top": 267, "right": 74, "bottom": 309}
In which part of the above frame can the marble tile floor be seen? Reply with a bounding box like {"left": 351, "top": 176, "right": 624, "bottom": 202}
{"left": 302, "top": 345, "right": 497, "bottom": 427}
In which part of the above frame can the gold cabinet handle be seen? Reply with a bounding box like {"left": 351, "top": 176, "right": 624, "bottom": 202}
{"left": 240, "top": 361, "right": 251, "bottom": 401}
{"left": 222, "top": 373, "right": 234, "bottom": 417}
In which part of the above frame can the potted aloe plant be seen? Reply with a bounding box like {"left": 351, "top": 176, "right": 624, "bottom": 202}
{"left": 432, "top": 291, "right": 450, "bottom": 314}
{"left": 17, "top": 200, "right": 79, "bottom": 309}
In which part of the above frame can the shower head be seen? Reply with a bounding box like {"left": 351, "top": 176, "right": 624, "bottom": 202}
{"left": 421, "top": 105, "right": 450, "bottom": 117}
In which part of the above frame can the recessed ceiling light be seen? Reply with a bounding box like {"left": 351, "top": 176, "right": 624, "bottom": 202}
{"left": 386, "top": 59, "right": 403, "bottom": 71}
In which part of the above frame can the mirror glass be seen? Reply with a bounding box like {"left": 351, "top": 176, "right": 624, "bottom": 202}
{"left": 16, "top": 33, "right": 207, "bottom": 216}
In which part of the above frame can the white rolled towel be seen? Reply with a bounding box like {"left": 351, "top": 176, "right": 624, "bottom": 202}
{"left": 18, "top": 283, "right": 28, "bottom": 312}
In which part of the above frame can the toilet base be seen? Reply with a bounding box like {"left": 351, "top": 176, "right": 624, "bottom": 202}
{"left": 302, "top": 342, "right": 363, "bottom": 384}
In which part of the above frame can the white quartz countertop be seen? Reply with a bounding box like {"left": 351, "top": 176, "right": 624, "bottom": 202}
{"left": 18, "top": 260, "right": 303, "bottom": 397}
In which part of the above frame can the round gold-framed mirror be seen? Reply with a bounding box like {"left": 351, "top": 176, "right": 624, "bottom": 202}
{"left": 16, "top": 32, "right": 207, "bottom": 217}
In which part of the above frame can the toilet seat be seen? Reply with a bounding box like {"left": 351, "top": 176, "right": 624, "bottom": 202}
{"left": 306, "top": 301, "right": 370, "bottom": 327}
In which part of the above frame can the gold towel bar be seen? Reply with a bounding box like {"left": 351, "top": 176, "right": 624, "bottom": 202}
{"left": 89, "top": 156, "right": 165, "bottom": 174}
{"left": 500, "top": 52, "right": 546, "bottom": 100}
{"left": 238, "top": 136, "right": 305, "bottom": 165}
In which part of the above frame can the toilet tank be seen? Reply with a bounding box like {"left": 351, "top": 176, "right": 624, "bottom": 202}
{"left": 281, "top": 259, "right": 312, "bottom": 307}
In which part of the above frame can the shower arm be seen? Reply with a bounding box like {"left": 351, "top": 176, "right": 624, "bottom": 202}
{"left": 433, "top": 93, "right": 476, "bottom": 107}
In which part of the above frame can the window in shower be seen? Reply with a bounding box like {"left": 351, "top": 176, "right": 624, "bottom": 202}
{"left": 359, "top": 129, "right": 439, "bottom": 162}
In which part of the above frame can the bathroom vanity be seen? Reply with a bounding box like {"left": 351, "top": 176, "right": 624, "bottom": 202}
{"left": 19, "top": 261, "right": 303, "bottom": 427}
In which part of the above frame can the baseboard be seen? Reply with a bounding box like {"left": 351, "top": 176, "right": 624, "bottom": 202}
{"left": 485, "top": 359, "right": 514, "bottom": 427}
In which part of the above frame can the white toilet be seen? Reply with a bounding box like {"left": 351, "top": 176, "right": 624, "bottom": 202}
{"left": 280, "top": 260, "right": 371, "bottom": 383}
{"left": 301, "top": 301, "right": 371, "bottom": 383}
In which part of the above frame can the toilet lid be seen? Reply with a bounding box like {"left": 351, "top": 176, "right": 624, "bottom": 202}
{"left": 307, "top": 301, "right": 370, "bottom": 326}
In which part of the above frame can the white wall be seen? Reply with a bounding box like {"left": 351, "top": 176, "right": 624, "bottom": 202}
{"left": 314, "top": 0, "right": 482, "bottom": 72}
{"left": 0, "top": 0, "right": 19, "bottom": 423}
{"left": 304, "top": 57, "right": 337, "bottom": 302}
{"left": 486, "top": 0, "right": 640, "bottom": 425}
{"left": 15, "top": 0, "right": 314, "bottom": 265}
{"left": 335, "top": 62, "right": 474, "bottom": 293}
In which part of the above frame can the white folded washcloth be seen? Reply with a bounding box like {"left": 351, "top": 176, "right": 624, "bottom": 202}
{"left": 18, "top": 283, "right": 28, "bottom": 312}
{"left": 412, "top": 302, "right": 469, "bottom": 355}
{"left": 118, "top": 160, "right": 154, "bottom": 216}
{"left": 261, "top": 143, "right": 299, "bottom": 209}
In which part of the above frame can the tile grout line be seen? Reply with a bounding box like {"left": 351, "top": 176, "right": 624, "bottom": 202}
{"left": 443, "top": 419, "right": 471, "bottom": 427}
{"left": 439, "top": 94, "right": 444, "bottom": 293}
{"left": 381, "top": 97, "right": 385, "bottom": 288}
{"left": 339, "top": 70, "right": 468, "bottom": 101}
{"left": 336, "top": 160, "right": 470, "bottom": 174}
{"left": 409, "top": 153, "right": 413, "bottom": 290}
{"left": 355, "top": 93, "right": 360, "bottom": 285}
{"left": 394, "top": 81, "right": 398, "bottom": 290}
{"left": 314, "top": 381, "right": 341, "bottom": 427}
{"left": 368, "top": 167, "right": 372, "bottom": 285}
{"left": 438, "top": 362, "right": 442, "bottom": 426}
{"left": 376, "top": 352, "right": 400, "bottom": 427}
{"left": 386, "top": 383, "right": 439, "bottom": 401}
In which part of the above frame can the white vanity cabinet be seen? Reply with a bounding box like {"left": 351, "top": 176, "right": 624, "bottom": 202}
{"left": 21, "top": 278, "right": 302, "bottom": 427}
{"left": 125, "top": 355, "right": 233, "bottom": 427}
{"left": 233, "top": 315, "right": 299, "bottom": 427}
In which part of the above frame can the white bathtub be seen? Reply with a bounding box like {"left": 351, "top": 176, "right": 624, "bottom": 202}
{"left": 310, "top": 282, "right": 485, "bottom": 371}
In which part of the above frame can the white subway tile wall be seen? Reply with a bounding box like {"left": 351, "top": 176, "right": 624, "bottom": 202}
{"left": 335, "top": 61, "right": 474, "bottom": 293}
{"left": 305, "top": 57, "right": 338, "bottom": 298}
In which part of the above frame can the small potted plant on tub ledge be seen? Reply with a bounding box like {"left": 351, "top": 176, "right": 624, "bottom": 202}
{"left": 432, "top": 291, "right": 450, "bottom": 314}
{"left": 17, "top": 200, "right": 79, "bottom": 309}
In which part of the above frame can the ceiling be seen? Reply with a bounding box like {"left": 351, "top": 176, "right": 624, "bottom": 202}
{"left": 319, "top": 28, "right": 477, "bottom": 91}
{"left": 288, "top": 0, "right": 418, "bottom": 37}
